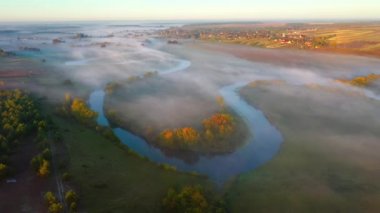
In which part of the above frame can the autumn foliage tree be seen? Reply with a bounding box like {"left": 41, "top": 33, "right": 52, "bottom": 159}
{"left": 202, "top": 113, "right": 234, "bottom": 141}
{"left": 62, "top": 94, "right": 98, "bottom": 126}
{"left": 158, "top": 112, "right": 236, "bottom": 152}
{"left": 31, "top": 151, "right": 51, "bottom": 177}
{"left": 71, "top": 99, "right": 97, "bottom": 121}
{"left": 38, "top": 159, "right": 50, "bottom": 177}
{"left": 337, "top": 73, "right": 380, "bottom": 87}
{"left": 44, "top": 191, "right": 63, "bottom": 213}
{"left": 159, "top": 127, "right": 200, "bottom": 149}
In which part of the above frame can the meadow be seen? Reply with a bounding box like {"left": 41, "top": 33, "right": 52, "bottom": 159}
{"left": 226, "top": 82, "right": 380, "bottom": 212}
{"left": 49, "top": 101, "right": 213, "bottom": 212}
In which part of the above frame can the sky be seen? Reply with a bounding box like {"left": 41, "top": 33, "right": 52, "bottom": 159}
{"left": 0, "top": 0, "right": 379, "bottom": 22}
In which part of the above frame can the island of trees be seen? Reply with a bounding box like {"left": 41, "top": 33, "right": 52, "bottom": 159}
{"left": 158, "top": 112, "right": 246, "bottom": 153}
{"left": 337, "top": 73, "right": 380, "bottom": 87}
{"left": 104, "top": 75, "right": 249, "bottom": 154}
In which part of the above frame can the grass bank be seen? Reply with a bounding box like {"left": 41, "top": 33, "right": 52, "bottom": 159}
{"left": 51, "top": 110, "right": 212, "bottom": 212}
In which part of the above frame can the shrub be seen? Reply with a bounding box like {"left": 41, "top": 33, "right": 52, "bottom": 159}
{"left": 70, "top": 202, "right": 77, "bottom": 212}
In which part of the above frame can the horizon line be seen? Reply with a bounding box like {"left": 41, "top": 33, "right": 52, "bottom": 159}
{"left": 1, "top": 18, "right": 380, "bottom": 25}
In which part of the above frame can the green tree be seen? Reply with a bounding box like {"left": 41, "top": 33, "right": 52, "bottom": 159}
{"left": 162, "top": 185, "right": 209, "bottom": 213}
{"left": 44, "top": 191, "right": 57, "bottom": 205}
{"left": 70, "top": 202, "right": 77, "bottom": 212}
{"left": 65, "top": 190, "right": 78, "bottom": 204}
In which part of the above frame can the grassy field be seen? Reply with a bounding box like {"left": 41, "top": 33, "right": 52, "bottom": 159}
{"left": 51, "top": 112, "right": 212, "bottom": 212}
{"left": 225, "top": 82, "right": 380, "bottom": 213}
{"left": 305, "top": 25, "right": 380, "bottom": 56}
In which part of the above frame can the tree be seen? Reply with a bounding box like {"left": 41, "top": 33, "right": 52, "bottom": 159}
{"left": 0, "top": 90, "right": 49, "bottom": 179}
{"left": 162, "top": 186, "right": 210, "bottom": 213}
{"left": 62, "top": 172, "right": 71, "bottom": 181}
{"left": 64, "top": 93, "right": 71, "bottom": 105}
{"left": 0, "top": 163, "right": 7, "bottom": 179}
{"left": 48, "top": 202, "right": 63, "bottom": 213}
{"left": 216, "top": 96, "right": 225, "bottom": 108}
{"left": 15, "top": 123, "right": 26, "bottom": 135}
{"left": 70, "top": 202, "right": 77, "bottom": 212}
{"left": 65, "top": 190, "right": 78, "bottom": 204}
{"left": 45, "top": 191, "right": 63, "bottom": 213}
{"left": 45, "top": 191, "right": 57, "bottom": 204}
{"left": 159, "top": 127, "right": 200, "bottom": 148}
{"left": 202, "top": 113, "right": 234, "bottom": 136}
{"left": 70, "top": 98, "right": 98, "bottom": 124}
{"left": 38, "top": 159, "right": 50, "bottom": 177}
{"left": 42, "top": 148, "right": 52, "bottom": 160}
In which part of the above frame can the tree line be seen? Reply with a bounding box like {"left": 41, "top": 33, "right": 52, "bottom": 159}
{"left": 162, "top": 185, "right": 226, "bottom": 213}
{"left": 158, "top": 113, "right": 236, "bottom": 152}
{"left": 0, "top": 90, "right": 48, "bottom": 179}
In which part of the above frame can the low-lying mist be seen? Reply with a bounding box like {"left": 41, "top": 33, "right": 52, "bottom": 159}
{"left": 1, "top": 23, "right": 380, "bottom": 137}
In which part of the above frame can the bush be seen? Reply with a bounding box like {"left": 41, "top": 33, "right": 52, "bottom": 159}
{"left": 70, "top": 202, "right": 77, "bottom": 212}
{"left": 161, "top": 164, "right": 177, "bottom": 172}
{"left": 62, "top": 172, "right": 71, "bottom": 181}
{"left": 42, "top": 148, "right": 52, "bottom": 160}
{"left": 31, "top": 155, "right": 43, "bottom": 171}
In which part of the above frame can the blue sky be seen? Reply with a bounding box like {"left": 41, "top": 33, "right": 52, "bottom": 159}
{"left": 0, "top": 0, "right": 379, "bottom": 21}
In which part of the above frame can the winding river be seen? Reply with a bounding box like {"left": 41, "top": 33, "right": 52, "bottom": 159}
{"left": 88, "top": 56, "right": 283, "bottom": 184}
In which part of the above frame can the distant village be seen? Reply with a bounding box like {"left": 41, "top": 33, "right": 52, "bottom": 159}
{"left": 160, "top": 26, "right": 335, "bottom": 49}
